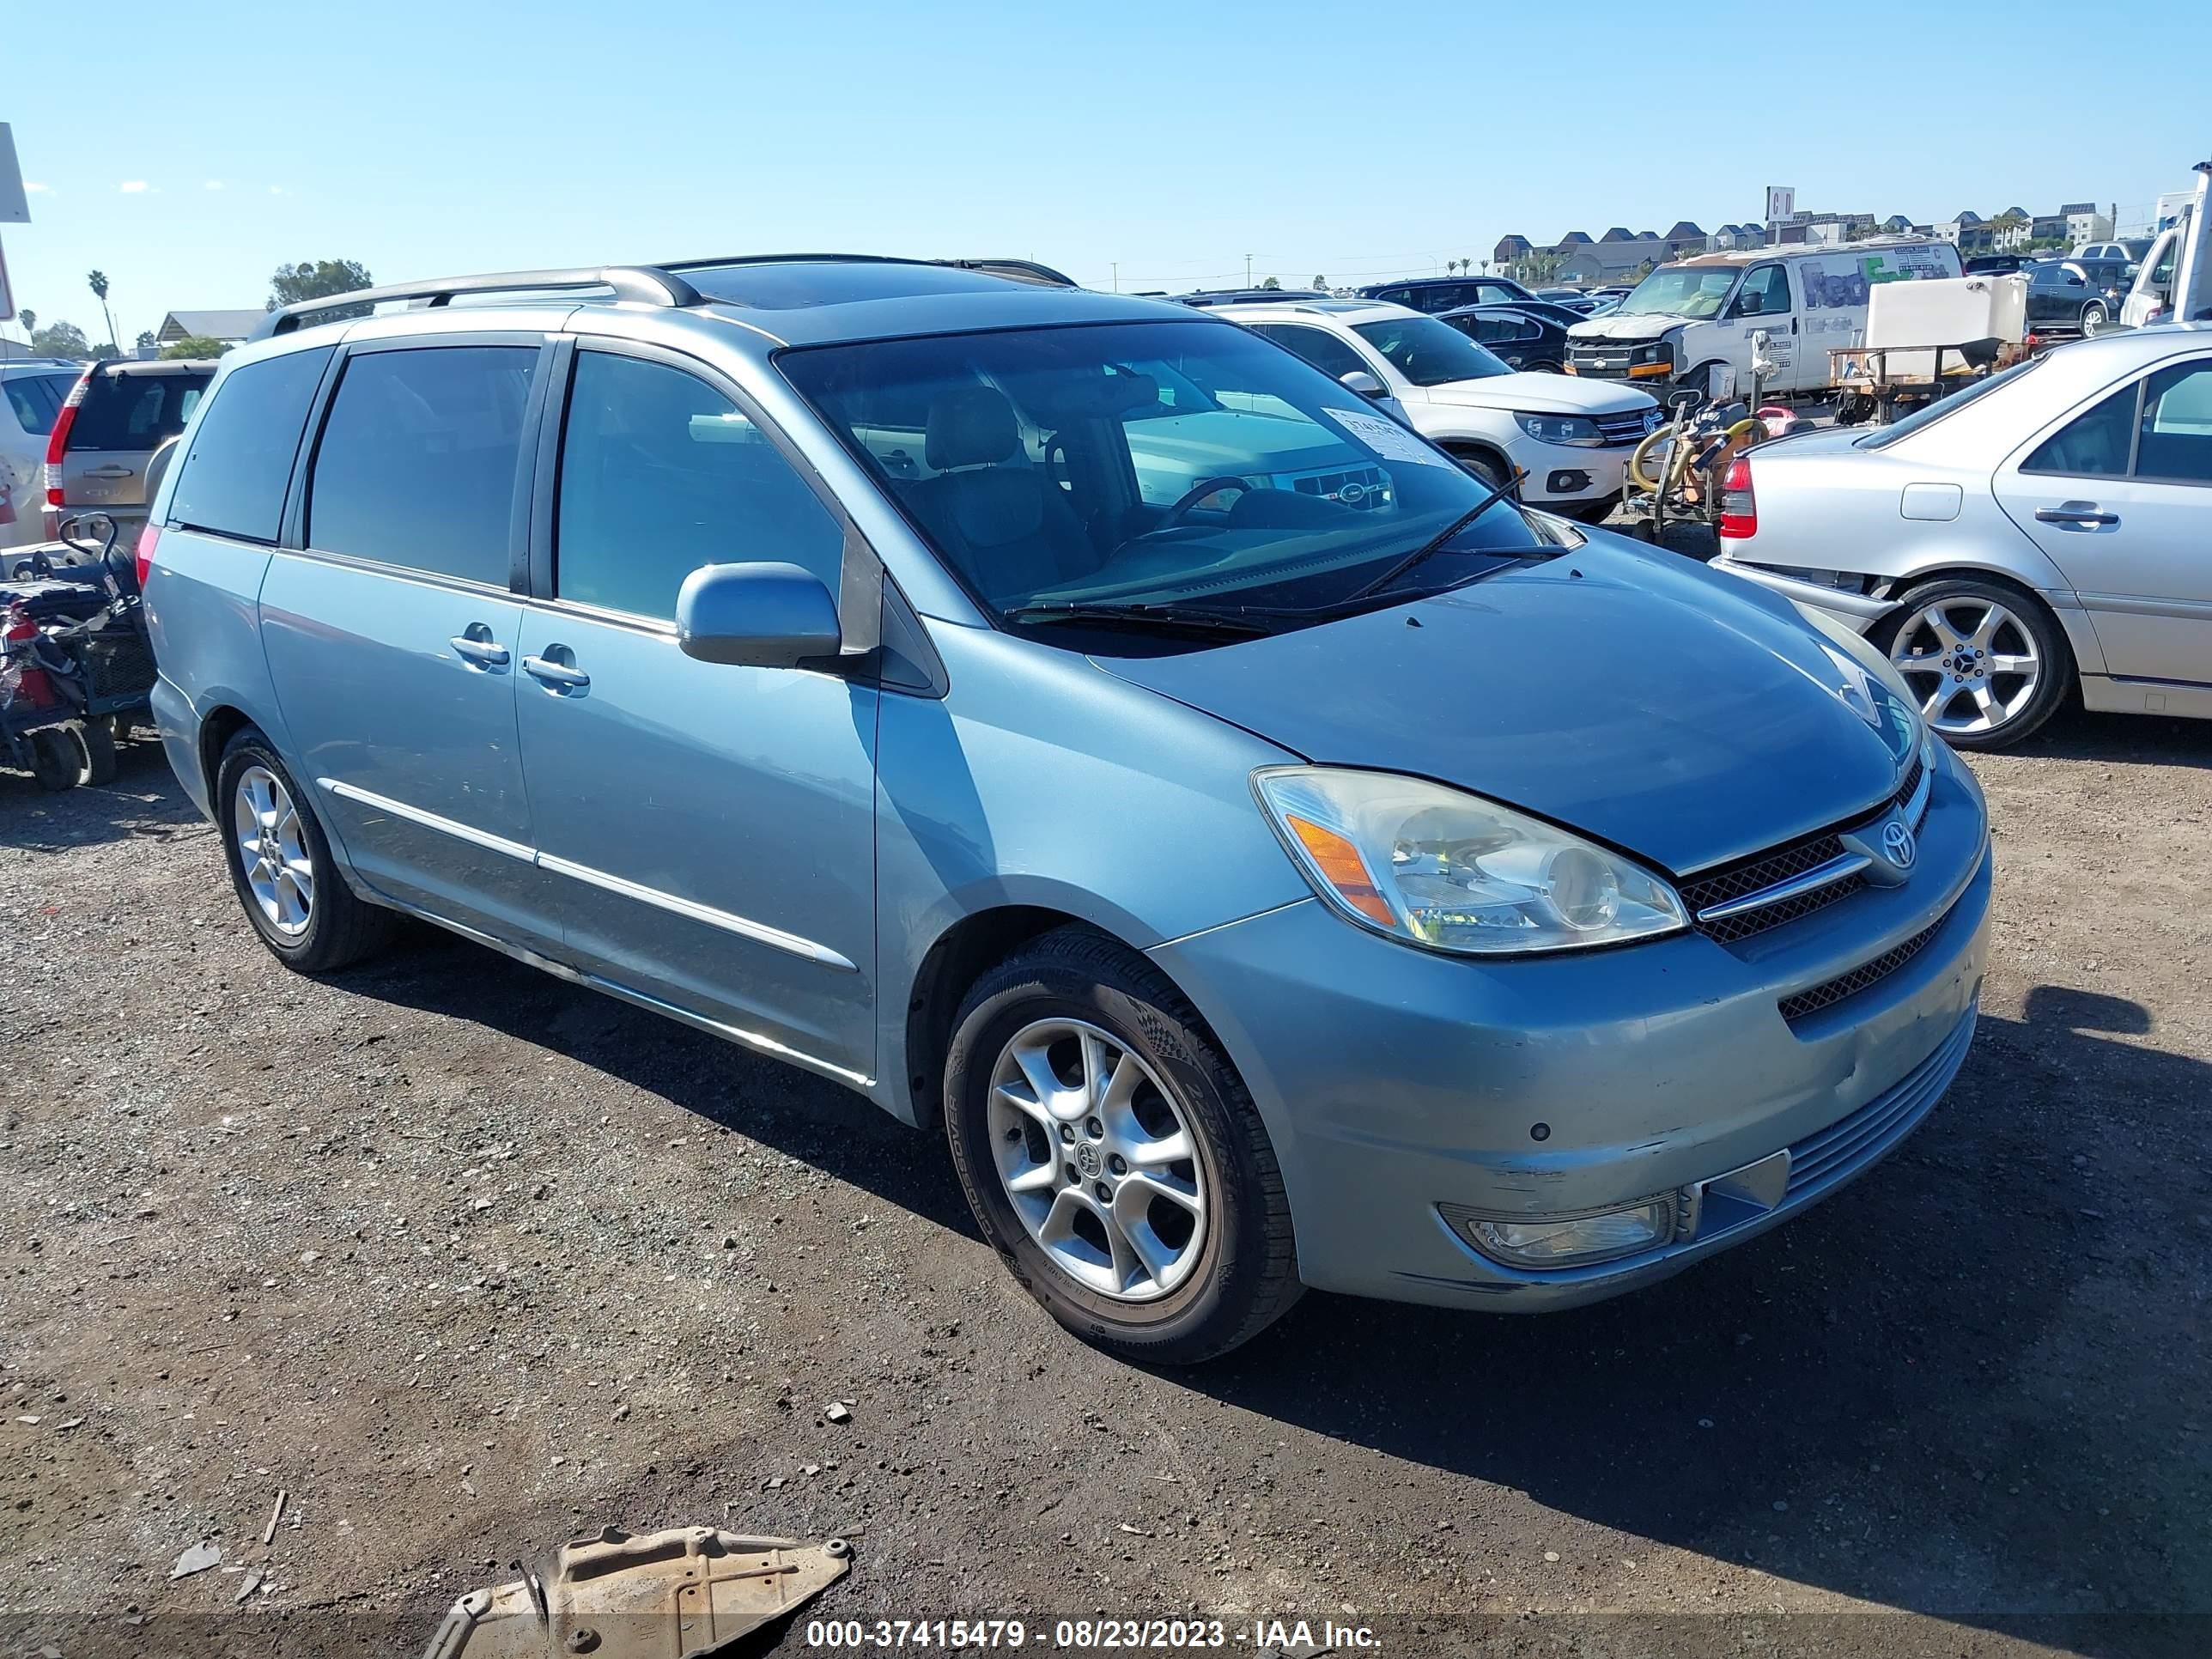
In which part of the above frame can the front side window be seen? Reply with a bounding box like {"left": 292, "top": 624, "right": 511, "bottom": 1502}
{"left": 1249, "top": 323, "right": 1371, "bottom": 382}
{"left": 307, "top": 345, "right": 537, "bottom": 584}
{"left": 1731, "top": 266, "right": 1791, "bottom": 317}
{"left": 556, "top": 351, "right": 846, "bottom": 618}
{"left": 167, "top": 348, "right": 334, "bottom": 544}
{"left": 780, "top": 319, "right": 1555, "bottom": 636}
{"left": 1351, "top": 315, "right": 1510, "bottom": 386}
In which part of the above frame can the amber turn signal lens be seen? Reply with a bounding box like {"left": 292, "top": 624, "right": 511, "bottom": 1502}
{"left": 1284, "top": 813, "right": 1395, "bottom": 927}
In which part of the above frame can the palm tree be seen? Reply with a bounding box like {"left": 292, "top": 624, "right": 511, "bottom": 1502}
{"left": 88, "top": 270, "right": 118, "bottom": 354}
{"left": 16, "top": 307, "right": 33, "bottom": 343}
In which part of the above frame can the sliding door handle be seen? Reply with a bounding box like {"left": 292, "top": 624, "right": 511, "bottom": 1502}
{"left": 523, "top": 653, "right": 590, "bottom": 692}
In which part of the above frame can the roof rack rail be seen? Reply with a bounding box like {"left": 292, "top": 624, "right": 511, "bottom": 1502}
{"left": 1176, "top": 289, "right": 1330, "bottom": 308}
{"left": 252, "top": 265, "right": 702, "bottom": 341}
{"left": 657, "top": 252, "right": 1078, "bottom": 289}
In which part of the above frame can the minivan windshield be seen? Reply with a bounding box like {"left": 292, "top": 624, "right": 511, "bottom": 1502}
{"left": 781, "top": 319, "right": 1555, "bottom": 635}
{"left": 1350, "top": 315, "right": 1511, "bottom": 385}
{"left": 1614, "top": 267, "right": 1740, "bottom": 319}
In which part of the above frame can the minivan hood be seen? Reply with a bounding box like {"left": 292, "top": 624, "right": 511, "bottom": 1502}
{"left": 1096, "top": 537, "right": 1914, "bottom": 875}
{"left": 1567, "top": 313, "right": 1684, "bottom": 342}
{"left": 1422, "top": 374, "right": 1656, "bottom": 416}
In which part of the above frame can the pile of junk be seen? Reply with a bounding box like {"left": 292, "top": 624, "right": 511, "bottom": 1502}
{"left": 1, "top": 514, "right": 158, "bottom": 793}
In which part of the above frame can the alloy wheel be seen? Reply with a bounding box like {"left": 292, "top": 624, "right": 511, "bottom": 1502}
{"left": 987, "top": 1018, "right": 1208, "bottom": 1302}
{"left": 1888, "top": 597, "right": 2042, "bottom": 737}
{"left": 232, "top": 764, "right": 314, "bottom": 937}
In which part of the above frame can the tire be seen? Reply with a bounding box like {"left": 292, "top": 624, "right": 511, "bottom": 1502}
{"left": 1872, "top": 575, "right": 2074, "bottom": 750}
{"left": 27, "top": 726, "right": 85, "bottom": 792}
{"left": 2081, "top": 301, "right": 2108, "bottom": 336}
{"left": 1445, "top": 447, "right": 1512, "bottom": 493}
{"left": 942, "top": 927, "right": 1301, "bottom": 1364}
{"left": 79, "top": 717, "right": 118, "bottom": 786}
{"left": 214, "top": 727, "right": 396, "bottom": 972}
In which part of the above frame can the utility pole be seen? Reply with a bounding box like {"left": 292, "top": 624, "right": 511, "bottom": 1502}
{"left": 1111, "top": 262, "right": 1119, "bottom": 293}
{"left": 1244, "top": 252, "right": 1253, "bottom": 287}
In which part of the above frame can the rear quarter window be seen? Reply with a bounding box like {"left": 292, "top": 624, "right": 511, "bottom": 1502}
{"left": 67, "top": 370, "right": 212, "bottom": 450}
{"left": 3, "top": 373, "right": 76, "bottom": 437}
{"left": 167, "top": 348, "right": 334, "bottom": 543}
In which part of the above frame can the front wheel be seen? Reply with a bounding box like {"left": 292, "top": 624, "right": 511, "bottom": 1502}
{"left": 1874, "top": 578, "right": 2073, "bottom": 750}
{"left": 942, "top": 927, "right": 1301, "bottom": 1364}
{"left": 2080, "top": 301, "right": 2110, "bottom": 336}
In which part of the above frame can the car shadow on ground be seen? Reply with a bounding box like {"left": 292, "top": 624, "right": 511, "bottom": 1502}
{"left": 0, "top": 733, "right": 202, "bottom": 851}
{"left": 349, "top": 915, "right": 2211, "bottom": 1644}
{"left": 2017, "top": 708, "right": 2212, "bottom": 769}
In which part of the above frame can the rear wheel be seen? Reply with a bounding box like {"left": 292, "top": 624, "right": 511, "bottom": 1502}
{"left": 1444, "top": 447, "right": 1513, "bottom": 493}
{"left": 2080, "top": 301, "right": 2110, "bottom": 336}
{"left": 215, "top": 728, "right": 396, "bottom": 972}
{"left": 1874, "top": 577, "right": 2072, "bottom": 750}
{"left": 942, "top": 927, "right": 1300, "bottom": 1364}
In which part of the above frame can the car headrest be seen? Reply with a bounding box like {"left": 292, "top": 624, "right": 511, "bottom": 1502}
{"left": 927, "top": 387, "right": 1020, "bottom": 471}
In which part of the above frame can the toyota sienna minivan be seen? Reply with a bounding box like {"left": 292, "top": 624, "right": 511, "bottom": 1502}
{"left": 143, "top": 257, "right": 1991, "bottom": 1363}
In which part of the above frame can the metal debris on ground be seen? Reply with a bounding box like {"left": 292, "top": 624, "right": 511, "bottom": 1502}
{"left": 169, "top": 1540, "right": 222, "bottom": 1579}
{"left": 422, "top": 1524, "right": 851, "bottom": 1658}
{"left": 263, "top": 1489, "right": 289, "bottom": 1545}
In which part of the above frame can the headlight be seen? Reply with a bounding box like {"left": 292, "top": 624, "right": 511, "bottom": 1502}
{"left": 1254, "top": 767, "right": 1688, "bottom": 956}
{"left": 1514, "top": 412, "right": 1605, "bottom": 447}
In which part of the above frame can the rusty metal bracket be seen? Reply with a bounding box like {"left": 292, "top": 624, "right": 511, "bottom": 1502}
{"left": 423, "top": 1525, "right": 852, "bottom": 1659}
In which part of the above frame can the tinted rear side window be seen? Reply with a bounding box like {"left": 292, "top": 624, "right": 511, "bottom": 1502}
{"left": 167, "top": 348, "right": 334, "bottom": 543}
{"left": 4, "top": 373, "right": 76, "bottom": 437}
{"left": 307, "top": 346, "right": 537, "bottom": 585}
{"left": 69, "top": 370, "right": 212, "bottom": 450}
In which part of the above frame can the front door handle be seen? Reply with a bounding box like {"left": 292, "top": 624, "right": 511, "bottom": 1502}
{"left": 523, "top": 653, "right": 590, "bottom": 693}
{"left": 450, "top": 624, "right": 509, "bottom": 670}
{"left": 2034, "top": 502, "right": 2119, "bottom": 527}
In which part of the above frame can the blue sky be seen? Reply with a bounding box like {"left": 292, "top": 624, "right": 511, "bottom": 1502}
{"left": 4, "top": 0, "right": 2207, "bottom": 343}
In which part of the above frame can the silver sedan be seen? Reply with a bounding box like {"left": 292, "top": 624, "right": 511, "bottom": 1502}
{"left": 1712, "top": 324, "right": 2212, "bottom": 747}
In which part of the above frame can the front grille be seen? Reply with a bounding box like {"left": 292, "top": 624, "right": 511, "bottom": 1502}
{"left": 1592, "top": 407, "right": 1658, "bottom": 445}
{"left": 1778, "top": 912, "right": 1946, "bottom": 1024}
{"left": 1784, "top": 1007, "right": 1976, "bottom": 1195}
{"left": 1291, "top": 465, "right": 1390, "bottom": 509}
{"left": 1682, "top": 750, "right": 1929, "bottom": 945}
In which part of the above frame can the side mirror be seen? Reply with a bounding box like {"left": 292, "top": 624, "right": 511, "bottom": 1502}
{"left": 677, "top": 562, "right": 842, "bottom": 669}
{"left": 1338, "top": 369, "right": 1391, "bottom": 401}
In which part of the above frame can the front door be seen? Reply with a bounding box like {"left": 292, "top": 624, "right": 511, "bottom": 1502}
{"left": 1996, "top": 352, "right": 2212, "bottom": 686}
{"left": 259, "top": 337, "right": 556, "bottom": 945}
{"left": 514, "top": 342, "right": 879, "bottom": 1084}
{"left": 1724, "top": 262, "right": 1800, "bottom": 392}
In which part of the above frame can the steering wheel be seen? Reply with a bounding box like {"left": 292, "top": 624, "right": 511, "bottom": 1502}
{"left": 1155, "top": 476, "right": 1253, "bottom": 532}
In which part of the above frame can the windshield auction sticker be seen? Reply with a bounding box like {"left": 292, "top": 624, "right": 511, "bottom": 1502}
{"left": 1321, "top": 406, "right": 1452, "bottom": 468}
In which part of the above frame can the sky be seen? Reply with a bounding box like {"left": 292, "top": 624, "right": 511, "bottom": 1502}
{"left": 4, "top": 0, "right": 2208, "bottom": 344}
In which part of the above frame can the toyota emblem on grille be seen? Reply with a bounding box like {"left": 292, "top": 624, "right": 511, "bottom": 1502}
{"left": 1881, "top": 819, "right": 1917, "bottom": 870}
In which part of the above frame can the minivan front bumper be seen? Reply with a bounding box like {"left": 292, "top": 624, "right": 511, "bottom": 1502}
{"left": 1150, "top": 746, "right": 1991, "bottom": 1310}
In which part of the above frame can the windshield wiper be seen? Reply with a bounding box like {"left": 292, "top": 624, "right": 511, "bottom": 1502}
{"left": 1343, "top": 473, "right": 1526, "bottom": 602}
{"left": 1000, "top": 601, "right": 1279, "bottom": 638}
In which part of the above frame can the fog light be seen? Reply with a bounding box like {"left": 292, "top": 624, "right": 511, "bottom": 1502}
{"left": 1443, "top": 1196, "right": 1675, "bottom": 1268}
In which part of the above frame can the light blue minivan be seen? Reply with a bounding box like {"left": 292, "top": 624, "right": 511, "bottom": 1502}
{"left": 143, "top": 258, "right": 1991, "bottom": 1362}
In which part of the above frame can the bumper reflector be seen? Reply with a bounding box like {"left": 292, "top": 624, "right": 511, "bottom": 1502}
{"left": 1443, "top": 1195, "right": 1675, "bottom": 1268}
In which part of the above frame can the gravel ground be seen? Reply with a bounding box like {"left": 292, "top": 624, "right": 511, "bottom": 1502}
{"left": 3, "top": 709, "right": 2208, "bottom": 1659}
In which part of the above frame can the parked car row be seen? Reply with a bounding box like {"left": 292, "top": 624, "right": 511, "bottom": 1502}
{"left": 133, "top": 254, "right": 1988, "bottom": 1364}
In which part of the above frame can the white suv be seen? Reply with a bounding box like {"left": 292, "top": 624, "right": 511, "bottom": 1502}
{"left": 1219, "top": 300, "right": 1659, "bottom": 520}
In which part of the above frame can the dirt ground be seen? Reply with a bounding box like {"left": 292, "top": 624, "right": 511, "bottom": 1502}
{"left": 3, "top": 708, "right": 2208, "bottom": 1659}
